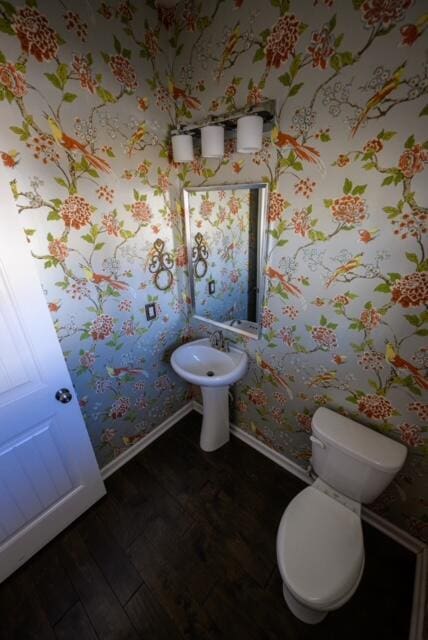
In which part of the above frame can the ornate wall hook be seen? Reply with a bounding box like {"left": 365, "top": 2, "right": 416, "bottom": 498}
{"left": 192, "top": 232, "right": 209, "bottom": 278}
{"left": 149, "top": 238, "right": 174, "bottom": 291}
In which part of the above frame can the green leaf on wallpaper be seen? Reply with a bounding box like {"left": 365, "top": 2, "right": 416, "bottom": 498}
{"left": 44, "top": 72, "right": 62, "bottom": 90}
{"left": 122, "top": 48, "right": 131, "bottom": 60}
{"left": 0, "top": 19, "right": 14, "bottom": 35}
{"left": 320, "top": 315, "right": 327, "bottom": 326}
{"left": 96, "top": 86, "right": 116, "bottom": 103}
{"left": 323, "top": 198, "right": 333, "bottom": 208}
{"left": 308, "top": 230, "right": 327, "bottom": 241}
{"left": 415, "top": 329, "right": 428, "bottom": 336}
{"left": 345, "top": 395, "right": 358, "bottom": 404}
{"left": 343, "top": 178, "right": 352, "bottom": 194}
{"left": 381, "top": 175, "right": 394, "bottom": 186}
{"left": 276, "top": 239, "right": 288, "bottom": 246}
{"left": 24, "top": 228, "right": 36, "bottom": 236}
{"left": 327, "top": 14, "right": 337, "bottom": 32}
{"left": 0, "top": 1, "right": 16, "bottom": 15}
{"left": 253, "top": 48, "right": 265, "bottom": 63}
{"left": 113, "top": 35, "right": 122, "bottom": 54}
{"left": 319, "top": 131, "right": 331, "bottom": 142}
{"left": 351, "top": 184, "right": 366, "bottom": 195}
{"left": 334, "top": 34, "right": 344, "bottom": 48}
{"left": 374, "top": 283, "right": 391, "bottom": 293}
{"left": 120, "top": 229, "right": 134, "bottom": 239}
{"left": 279, "top": 72, "right": 291, "bottom": 87}
{"left": 404, "top": 135, "right": 415, "bottom": 149}
{"left": 378, "top": 129, "right": 396, "bottom": 140}
{"left": 330, "top": 54, "right": 341, "bottom": 72}
{"left": 94, "top": 243, "right": 105, "bottom": 251}
{"left": 404, "top": 314, "right": 422, "bottom": 327}
{"left": 57, "top": 63, "right": 68, "bottom": 83}
{"left": 289, "top": 83, "right": 303, "bottom": 97}
{"left": 387, "top": 272, "right": 401, "bottom": 282}
{"left": 54, "top": 177, "right": 68, "bottom": 189}
{"left": 405, "top": 252, "right": 419, "bottom": 264}
{"left": 383, "top": 206, "right": 400, "bottom": 218}
{"left": 63, "top": 92, "right": 77, "bottom": 103}
{"left": 289, "top": 54, "right": 302, "bottom": 79}
{"left": 0, "top": 50, "right": 6, "bottom": 63}
{"left": 47, "top": 210, "right": 61, "bottom": 221}
{"left": 419, "top": 105, "right": 428, "bottom": 117}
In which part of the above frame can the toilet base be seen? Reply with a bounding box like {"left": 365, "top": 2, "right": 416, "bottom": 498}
{"left": 282, "top": 583, "right": 327, "bottom": 625}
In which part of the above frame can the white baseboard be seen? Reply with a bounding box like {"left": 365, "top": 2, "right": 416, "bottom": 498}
{"left": 100, "top": 401, "right": 194, "bottom": 480}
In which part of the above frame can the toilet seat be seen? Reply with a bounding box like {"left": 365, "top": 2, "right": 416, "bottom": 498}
{"left": 277, "top": 486, "right": 364, "bottom": 610}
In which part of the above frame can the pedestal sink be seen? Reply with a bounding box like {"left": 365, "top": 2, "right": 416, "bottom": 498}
{"left": 171, "top": 338, "right": 248, "bottom": 451}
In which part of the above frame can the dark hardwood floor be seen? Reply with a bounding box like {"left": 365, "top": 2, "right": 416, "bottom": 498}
{"left": 0, "top": 411, "right": 416, "bottom": 640}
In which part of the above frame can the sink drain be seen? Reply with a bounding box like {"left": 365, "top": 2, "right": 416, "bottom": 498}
{"left": 206, "top": 370, "right": 215, "bottom": 377}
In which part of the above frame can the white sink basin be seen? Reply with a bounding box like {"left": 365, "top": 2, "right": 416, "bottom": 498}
{"left": 171, "top": 338, "right": 248, "bottom": 452}
{"left": 171, "top": 338, "right": 248, "bottom": 387}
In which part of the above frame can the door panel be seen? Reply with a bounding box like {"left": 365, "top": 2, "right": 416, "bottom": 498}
{"left": 0, "top": 178, "right": 105, "bottom": 582}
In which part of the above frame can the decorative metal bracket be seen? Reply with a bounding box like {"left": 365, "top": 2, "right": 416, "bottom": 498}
{"left": 192, "top": 232, "right": 208, "bottom": 278}
{"left": 149, "top": 238, "right": 174, "bottom": 291}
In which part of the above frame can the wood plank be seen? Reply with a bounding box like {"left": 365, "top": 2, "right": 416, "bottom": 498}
{"left": 185, "top": 480, "right": 274, "bottom": 586}
{"left": 0, "top": 566, "right": 55, "bottom": 640}
{"left": 54, "top": 602, "right": 98, "bottom": 640}
{"left": 77, "top": 511, "right": 142, "bottom": 606}
{"left": 59, "top": 529, "right": 138, "bottom": 640}
{"left": 96, "top": 462, "right": 192, "bottom": 551}
{"left": 29, "top": 544, "right": 78, "bottom": 626}
{"left": 128, "top": 529, "right": 222, "bottom": 639}
{"left": 125, "top": 581, "right": 184, "bottom": 640}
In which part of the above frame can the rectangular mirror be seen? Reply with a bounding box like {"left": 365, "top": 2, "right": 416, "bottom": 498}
{"left": 183, "top": 182, "right": 269, "bottom": 339}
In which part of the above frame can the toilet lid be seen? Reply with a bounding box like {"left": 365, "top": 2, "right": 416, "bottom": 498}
{"left": 277, "top": 487, "right": 364, "bottom": 608}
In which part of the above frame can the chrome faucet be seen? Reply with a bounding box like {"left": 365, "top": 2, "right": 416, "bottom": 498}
{"left": 210, "top": 330, "right": 229, "bottom": 352}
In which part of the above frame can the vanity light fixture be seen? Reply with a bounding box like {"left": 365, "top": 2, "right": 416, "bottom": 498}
{"left": 201, "top": 125, "right": 224, "bottom": 158}
{"left": 236, "top": 115, "right": 263, "bottom": 153}
{"left": 170, "top": 99, "right": 276, "bottom": 163}
{"left": 171, "top": 133, "right": 194, "bottom": 163}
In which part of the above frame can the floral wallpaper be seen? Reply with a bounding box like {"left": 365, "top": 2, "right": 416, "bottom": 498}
{"left": 166, "top": 0, "right": 427, "bottom": 542}
{"left": 1, "top": 0, "right": 427, "bottom": 543}
{"left": 0, "top": 0, "right": 191, "bottom": 467}
{"left": 188, "top": 187, "right": 254, "bottom": 323}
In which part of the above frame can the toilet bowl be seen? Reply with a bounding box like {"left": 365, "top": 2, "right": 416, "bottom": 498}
{"left": 276, "top": 407, "right": 407, "bottom": 624}
{"left": 277, "top": 481, "right": 364, "bottom": 624}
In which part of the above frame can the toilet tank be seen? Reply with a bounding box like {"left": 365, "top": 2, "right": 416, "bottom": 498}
{"left": 310, "top": 408, "right": 407, "bottom": 504}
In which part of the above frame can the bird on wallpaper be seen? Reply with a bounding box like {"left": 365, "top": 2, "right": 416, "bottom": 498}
{"left": 83, "top": 267, "right": 129, "bottom": 291}
{"left": 127, "top": 122, "right": 148, "bottom": 156}
{"left": 265, "top": 266, "right": 306, "bottom": 304}
{"left": 385, "top": 343, "right": 428, "bottom": 390}
{"left": 273, "top": 129, "right": 324, "bottom": 171}
{"left": 351, "top": 62, "right": 407, "bottom": 137}
{"left": 216, "top": 23, "right": 240, "bottom": 80}
{"left": 325, "top": 253, "right": 364, "bottom": 288}
{"left": 44, "top": 114, "right": 111, "bottom": 173}
{"left": 308, "top": 371, "right": 337, "bottom": 388}
{"left": 106, "top": 366, "right": 149, "bottom": 379}
{"left": 167, "top": 80, "right": 201, "bottom": 110}
{"left": 255, "top": 353, "right": 293, "bottom": 399}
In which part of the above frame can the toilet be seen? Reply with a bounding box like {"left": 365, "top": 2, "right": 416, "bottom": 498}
{"left": 276, "top": 407, "right": 407, "bottom": 624}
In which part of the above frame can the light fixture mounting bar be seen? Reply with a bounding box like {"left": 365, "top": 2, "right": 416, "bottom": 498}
{"left": 171, "top": 99, "right": 276, "bottom": 136}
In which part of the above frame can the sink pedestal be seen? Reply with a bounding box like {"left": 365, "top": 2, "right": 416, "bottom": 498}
{"left": 200, "top": 385, "right": 229, "bottom": 452}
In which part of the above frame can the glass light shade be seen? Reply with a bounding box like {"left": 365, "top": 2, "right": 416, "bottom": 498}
{"left": 172, "top": 134, "right": 194, "bottom": 162}
{"left": 237, "top": 115, "right": 263, "bottom": 153}
{"left": 201, "top": 125, "right": 224, "bottom": 158}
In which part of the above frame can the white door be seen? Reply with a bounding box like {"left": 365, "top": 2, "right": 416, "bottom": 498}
{"left": 0, "top": 178, "right": 105, "bottom": 583}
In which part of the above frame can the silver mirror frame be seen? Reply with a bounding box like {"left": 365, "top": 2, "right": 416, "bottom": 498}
{"left": 183, "top": 182, "right": 269, "bottom": 340}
